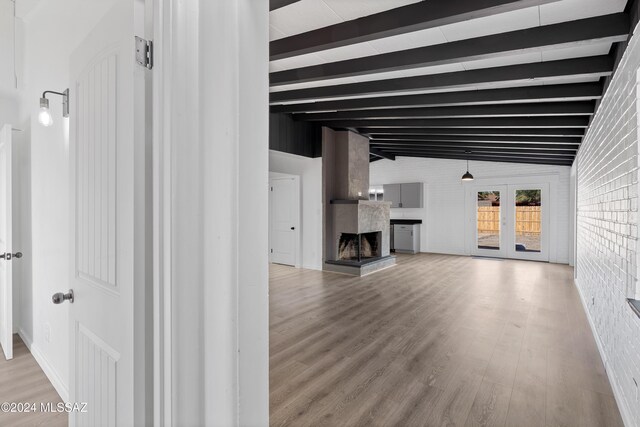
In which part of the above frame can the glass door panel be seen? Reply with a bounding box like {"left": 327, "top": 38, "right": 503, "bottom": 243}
{"left": 474, "top": 186, "right": 507, "bottom": 258}
{"left": 514, "top": 189, "right": 541, "bottom": 253}
{"left": 507, "top": 185, "right": 549, "bottom": 261}
{"left": 477, "top": 191, "right": 501, "bottom": 251}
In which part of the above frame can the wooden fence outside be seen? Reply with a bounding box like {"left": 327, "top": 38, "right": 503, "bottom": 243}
{"left": 477, "top": 206, "right": 541, "bottom": 234}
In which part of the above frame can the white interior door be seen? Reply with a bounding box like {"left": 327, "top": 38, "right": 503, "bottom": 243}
{"left": 0, "top": 124, "right": 12, "bottom": 361}
{"left": 473, "top": 185, "right": 507, "bottom": 258}
{"left": 270, "top": 176, "right": 300, "bottom": 267}
{"left": 68, "top": 1, "right": 142, "bottom": 424}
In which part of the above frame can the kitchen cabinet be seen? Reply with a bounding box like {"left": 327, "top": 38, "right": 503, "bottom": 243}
{"left": 382, "top": 182, "right": 423, "bottom": 208}
{"left": 393, "top": 223, "right": 421, "bottom": 254}
{"left": 383, "top": 184, "right": 402, "bottom": 207}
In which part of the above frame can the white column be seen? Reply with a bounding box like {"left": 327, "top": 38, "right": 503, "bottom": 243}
{"left": 154, "top": 0, "right": 269, "bottom": 425}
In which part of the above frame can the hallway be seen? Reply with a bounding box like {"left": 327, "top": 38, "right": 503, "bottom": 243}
{"left": 270, "top": 254, "right": 624, "bottom": 426}
{"left": 0, "top": 335, "right": 66, "bottom": 427}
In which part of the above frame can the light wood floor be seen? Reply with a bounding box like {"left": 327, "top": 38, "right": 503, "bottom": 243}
{"left": 0, "top": 335, "right": 67, "bottom": 427}
{"left": 270, "top": 253, "right": 624, "bottom": 427}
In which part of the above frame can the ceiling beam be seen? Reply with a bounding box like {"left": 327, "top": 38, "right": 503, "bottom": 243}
{"left": 294, "top": 102, "right": 595, "bottom": 121}
{"left": 271, "top": 14, "right": 629, "bottom": 85}
{"left": 359, "top": 127, "right": 585, "bottom": 137}
{"left": 270, "top": 83, "right": 603, "bottom": 113}
{"left": 324, "top": 117, "right": 591, "bottom": 129}
{"left": 368, "top": 134, "right": 582, "bottom": 144}
{"left": 374, "top": 146, "right": 577, "bottom": 156}
{"left": 269, "top": 0, "right": 301, "bottom": 12}
{"left": 270, "top": 0, "right": 561, "bottom": 60}
{"left": 270, "top": 56, "right": 614, "bottom": 103}
{"left": 370, "top": 141, "right": 579, "bottom": 150}
{"left": 378, "top": 151, "right": 574, "bottom": 165}
{"left": 369, "top": 148, "right": 396, "bottom": 161}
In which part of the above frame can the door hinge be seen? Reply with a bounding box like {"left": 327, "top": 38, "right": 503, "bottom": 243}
{"left": 270, "top": 249, "right": 273, "bottom": 253}
{"left": 135, "top": 36, "right": 153, "bottom": 70}
{"left": 271, "top": 187, "right": 273, "bottom": 191}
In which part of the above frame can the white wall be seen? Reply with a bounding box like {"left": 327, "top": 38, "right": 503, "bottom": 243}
{"left": 0, "top": 0, "right": 17, "bottom": 91}
{"left": 574, "top": 21, "right": 640, "bottom": 427}
{"left": 269, "top": 150, "right": 323, "bottom": 270}
{"left": 371, "top": 157, "right": 571, "bottom": 263}
{"left": 16, "top": 0, "right": 120, "bottom": 401}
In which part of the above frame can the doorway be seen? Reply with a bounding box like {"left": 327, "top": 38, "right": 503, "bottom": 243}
{"left": 472, "top": 183, "right": 550, "bottom": 261}
{"left": 270, "top": 175, "right": 301, "bottom": 267}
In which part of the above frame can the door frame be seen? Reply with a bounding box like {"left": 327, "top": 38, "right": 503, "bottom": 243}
{"left": 269, "top": 174, "right": 301, "bottom": 268}
{"left": 0, "top": 124, "right": 12, "bottom": 361}
{"left": 466, "top": 174, "right": 560, "bottom": 263}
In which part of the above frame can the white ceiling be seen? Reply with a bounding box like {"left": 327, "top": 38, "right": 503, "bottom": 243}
{"left": 269, "top": 0, "right": 627, "bottom": 100}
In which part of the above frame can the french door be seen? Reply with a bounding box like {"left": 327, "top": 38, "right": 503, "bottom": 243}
{"left": 472, "top": 183, "right": 549, "bottom": 261}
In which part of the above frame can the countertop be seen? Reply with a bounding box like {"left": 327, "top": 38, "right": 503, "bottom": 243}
{"left": 390, "top": 219, "right": 422, "bottom": 225}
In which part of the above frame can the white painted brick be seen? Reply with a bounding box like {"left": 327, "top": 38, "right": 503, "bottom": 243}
{"left": 575, "top": 23, "right": 640, "bottom": 427}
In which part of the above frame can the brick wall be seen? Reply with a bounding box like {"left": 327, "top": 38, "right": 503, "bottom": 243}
{"left": 575, "top": 25, "right": 640, "bottom": 426}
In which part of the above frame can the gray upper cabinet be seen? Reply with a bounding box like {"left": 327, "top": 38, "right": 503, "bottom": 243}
{"left": 400, "top": 183, "right": 423, "bottom": 208}
{"left": 383, "top": 184, "right": 402, "bottom": 208}
{"left": 382, "top": 182, "right": 423, "bottom": 208}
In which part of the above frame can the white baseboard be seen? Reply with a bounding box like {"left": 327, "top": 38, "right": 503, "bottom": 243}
{"left": 18, "top": 328, "right": 69, "bottom": 402}
{"left": 573, "top": 279, "right": 635, "bottom": 427}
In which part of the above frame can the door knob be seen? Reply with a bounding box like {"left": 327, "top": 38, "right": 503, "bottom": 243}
{"left": 52, "top": 290, "right": 74, "bottom": 304}
{"left": 291, "top": 227, "right": 295, "bottom": 230}
{"left": 0, "top": 252, "right": 22, "bottom": 260}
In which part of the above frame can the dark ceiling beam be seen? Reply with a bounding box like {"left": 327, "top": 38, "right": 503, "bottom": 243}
{"left": 270, "top": 0, "right": 560, "bottom": 60}
{"left": 269, "top": 83, "right": 603, "bottom": 113}
{"left": 378, "top": 151, "right": 574, "bottom": 165}
{"left": 370, "top": 141, "right": 579, "bottom": 151}
{"left": 368, "top": 134, "right": 582, "bottom": 144}
{"left": 269, "top": 0, "right": 301, "bottom": 12}
{"left": 361, "top": 128, "right": 586, "bottom": 138}
{"left": 374, "top": 146, "right": 577, "bottom": 156}
{"left": 271, "top": 14, "right": 629, "bottom": 85}
{"left": 324, "top": 117, "right": 591, "bottom": 129}
{"left": 369, "top": 148, "right": 396, "bottom": 161}
{"left": 270, "top": 56, "right": 614, "bottom": 103}
{"left": 294, "top": 102, "right": 595, "bottom": 121}
{"left": 359, "top": 127, "right": 586, "bottom": 137}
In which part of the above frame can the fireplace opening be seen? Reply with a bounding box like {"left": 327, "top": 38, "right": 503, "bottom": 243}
{"left": 338, "top": 232, "right": 381, "bottom": 262}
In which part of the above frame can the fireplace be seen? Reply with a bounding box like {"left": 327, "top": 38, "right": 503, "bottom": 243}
{"left": 322, "top": 129, "right": 396, "bottom": 275}
{"left": 338, "top": 232, "right": 381, "bottom": 262}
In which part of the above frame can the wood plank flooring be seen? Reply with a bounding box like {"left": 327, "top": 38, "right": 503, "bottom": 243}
{"left": 269, "top": 253, "right": 624, "bottom": 427}
{"left": 0, "top": 334, "right": 67, "bottom": 427}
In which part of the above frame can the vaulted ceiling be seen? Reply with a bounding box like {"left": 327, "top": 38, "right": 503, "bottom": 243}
{"left": 268, "top": 0, "right": 631, "bottom": 165}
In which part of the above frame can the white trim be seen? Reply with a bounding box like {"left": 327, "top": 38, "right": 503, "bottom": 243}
{"left": 573, "top": 279, "right": 635, "bottom": 427}
{"left": 18, "top": 328, "right": 69, "bottom": 402}
{"left": 152, "top": 0, "right": 171, "bottom": 424}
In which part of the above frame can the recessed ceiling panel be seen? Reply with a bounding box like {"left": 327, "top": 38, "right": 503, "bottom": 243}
{"left": 540, "top": 0, "right": 627, "bottom": 26}
{"left": 439, "top": 7, "right": 540, "bottom": 42}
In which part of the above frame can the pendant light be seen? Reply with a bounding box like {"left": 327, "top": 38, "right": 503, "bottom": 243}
{"left": 461, "top": 152, "right": 474, "bottom": 181}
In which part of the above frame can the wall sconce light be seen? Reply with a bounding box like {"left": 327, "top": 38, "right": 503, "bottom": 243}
{"left": 38, "top": 89, "right": 69, "bottom": 127}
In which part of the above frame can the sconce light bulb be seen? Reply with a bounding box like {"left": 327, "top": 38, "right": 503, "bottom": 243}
{"left": 38, "top": 107, "right": 53, "bottom": 127}
{"left": 38, "top": 97, "right": 53, "bottom": 127}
